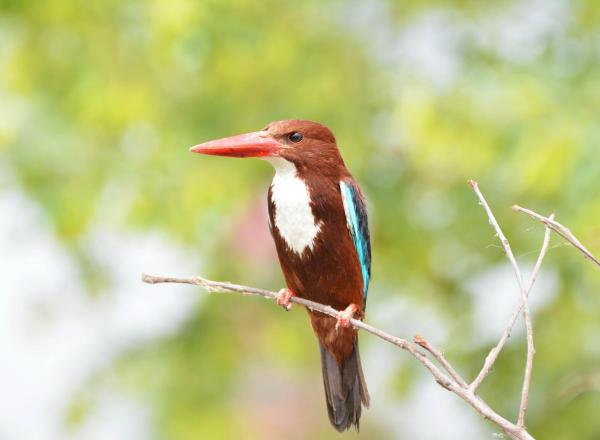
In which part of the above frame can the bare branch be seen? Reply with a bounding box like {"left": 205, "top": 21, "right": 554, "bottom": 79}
{"left": 467, "top": 180, "right": 534, "bottom": 407}
{"left": 469, "top": 215, "right": 553, "bottom": 397}
{"left": 414, "top": 335, "right": 468, "bottom": 388}
{"left": 143, "top": 272, "right": 533, "bottom": 440}
{"left": 518, "top": 214, "right": 553, "bottom": 427}
{"left": 527, "top": 215, "right": 554, "bottom": 292}
{"left": 142, "top": 275, "right": 423, "bottom": 356}
{"left": 140, "top": 176, "right": 600, "bottom": 440}
{"left": 137, "top": 181, "right": 600, "bottom": 440}
{"left": 513, "top": 205, "right": 600, "bottom": 269}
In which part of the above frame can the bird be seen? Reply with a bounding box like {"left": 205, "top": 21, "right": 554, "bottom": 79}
{"left": 190, "top": 120, "right": 371, "bottom": 431}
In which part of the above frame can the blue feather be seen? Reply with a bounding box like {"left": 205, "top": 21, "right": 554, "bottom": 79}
{"left": 340, "top": 181, "right": 371, "bottom": 301}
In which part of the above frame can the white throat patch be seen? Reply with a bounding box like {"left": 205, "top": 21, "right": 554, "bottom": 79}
{"left": 266, "top": 158, "right": 322, "bottom": 255}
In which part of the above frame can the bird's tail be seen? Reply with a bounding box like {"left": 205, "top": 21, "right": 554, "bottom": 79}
{"left": 319, "top": 340, "right": 370, "bottom": 431}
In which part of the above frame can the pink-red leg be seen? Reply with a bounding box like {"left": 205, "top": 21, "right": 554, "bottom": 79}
{"left": 336, "top": 304, "right": 358, "bottom": 330}
{"left": 276, "top": 287, "right": 296, "bottom": 311}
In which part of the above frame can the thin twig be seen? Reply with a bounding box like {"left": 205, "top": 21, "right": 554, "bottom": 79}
{"left": 517, "top": 214, "right": 553, "bottom": 427}
{"left": 528, "top": 215, "right": 554, "bottom": 292}
{"left": 468, "top": 180, "right": 534, "bottom": 409}
{"left": 142, "top": 273, "right": 533, "bottom": 440}
{"left": 469, "top": 217, "right": 553, "bottom": 394}
{"left": 513, "top": 205, "right": 600, "bottom": 268}
{"left": 414, "top": 335, "right": 468, "bottom": 388}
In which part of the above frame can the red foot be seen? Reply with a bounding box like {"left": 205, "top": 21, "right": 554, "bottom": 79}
{"left": 336, "top": 304, "right": 358, "bottom": 330}
{"left": 276, "top": 288, "right": 296, "bottom": 311}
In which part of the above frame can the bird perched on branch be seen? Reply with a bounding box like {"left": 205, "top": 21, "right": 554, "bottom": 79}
{"left": 191, "top": 120, "right": 371, "bottom": 431}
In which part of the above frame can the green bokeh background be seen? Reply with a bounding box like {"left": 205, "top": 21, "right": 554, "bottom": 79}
{"left": 2, "top": 0, "right": 599, "bottom": 439}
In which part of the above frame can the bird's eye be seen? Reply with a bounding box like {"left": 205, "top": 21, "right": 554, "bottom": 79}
{"left": 288, "top": 132, "right": 303, "bottom": 143}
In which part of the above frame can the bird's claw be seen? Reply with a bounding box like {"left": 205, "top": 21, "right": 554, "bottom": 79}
{"left": 276, "top": 288, "right": 295, "bottom": 311}
{"left": 336, "top": 304, "right": 358, "bottom": 330}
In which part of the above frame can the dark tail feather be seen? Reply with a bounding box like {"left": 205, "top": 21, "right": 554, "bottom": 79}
{"left": 319, "top": 341, "right": 370, "bottom": 432}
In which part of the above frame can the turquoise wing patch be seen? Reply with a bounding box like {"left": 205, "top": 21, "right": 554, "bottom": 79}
{"left": 340, "top": 180, "right": 371, "bottom": 301}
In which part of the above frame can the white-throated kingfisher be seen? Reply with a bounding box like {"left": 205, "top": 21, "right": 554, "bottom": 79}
{"left": 191, "top": 120, "right": 371, "bottom": 431}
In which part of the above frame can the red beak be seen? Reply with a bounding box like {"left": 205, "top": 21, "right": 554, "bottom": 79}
{"left": 190, "top": 130, "right": 285, "bottom": 158}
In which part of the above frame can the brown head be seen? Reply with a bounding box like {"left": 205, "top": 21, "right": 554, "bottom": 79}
{"left": 190, "top": 120, "right": 346, "bottom": 175}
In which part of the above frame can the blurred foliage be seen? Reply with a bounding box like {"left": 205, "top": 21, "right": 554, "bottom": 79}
{"left": 2, "top": 0, "right": 600, "bottom": 438}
